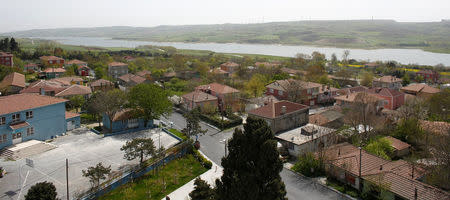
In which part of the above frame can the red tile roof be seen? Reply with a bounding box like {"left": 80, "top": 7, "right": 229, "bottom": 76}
{"left": 196, "top": 83, "right": 240, "bottom": 94}
{"left": 374, "top": 75, "right": 402, "bottom": 83}
{"left": 0, "top": 72, "right": 25, "bottom": 88}
{"left": 108, "top": 62, "right": 128, "bottom": 67}
{"left": 136, "top": 70, "right": 152, "bottom": 77}
{"left": 20, "top": 80, "right": 67, "bottom": 94}
{"left": 401, "top": 84, "right": 440, "bottom": 94}
{"left": 55, "top": 84, "right": 92, "bottom": 97}
{"left": 53, "top": 76, "right": 84, "bottom": 85}
{"left": 182, "top": 91, "right": 217, "bottom": 103}
{"left": 334, "top": 92, "right": 383, "bottom": 103}
{"left": 248, "top": 100, "right": 308, "bottom": 119}
{"left": 0, "top": 52, "right": 13, "bottom": 57}
{"left": 9, "top": 121, "right": 30, "bottom": 130}
{"left": 118, "top": 74, "right": 146, "bottom": 84}
{"left": 40, "top": 56, "right": 64, "bottom": 61}
{"left": 90, "top": 79, "right": 113, "bottom": 87}
{"left": 210, "top": 68, "right": 229, "bottom": 74}
{"left": 43, "top": 68, "right": 66, "bottom": 73}
{"left": 384, "top": 136, "right": 410, "bottom": 151}
{"left": 66, "top": 59, "right": 87, "bottom": 65}
{"left": 0, "top": 93, "right": 67, "bottom": 115}
{"left": 266, "top": 79, "right": 321, "bottom": 91}
{"left": 220, "top": 62, "right": 239, "bottom": 67}
{"left": 367, "top": 87, "right": 404, "bottom": 97}
{"left": 65, "top": 111, "right": 80, "bottom": 119}
{"left": 337, "top": 86, "right": 367, "bottom": 95}
{"left": 420, "top": 120, "right": 450, "bottom": 136}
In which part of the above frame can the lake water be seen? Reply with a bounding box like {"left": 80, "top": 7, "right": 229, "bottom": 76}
{"left": 34, "top": 36, "right": 450, "bottom": 66}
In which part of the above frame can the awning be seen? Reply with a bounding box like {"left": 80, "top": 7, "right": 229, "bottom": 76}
{"left": 9, "top": 121, "right": 30, "bottom": 130}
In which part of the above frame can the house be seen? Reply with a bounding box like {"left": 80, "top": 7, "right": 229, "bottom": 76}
{"left": 89, "top": 79, "right": 115, "bottom": 92}
{"left": 276, "top": 124, "right": 337, "bottom": 157}
{"left": 280, "top": 67, "right": 306, "bottom": 77}
{"left": 123, "top": 56, "right": 135, "bottom": 62}
{"left": 334, "top": 92, "right": 386, "bottom": 112}
{"left": 53, "top": 76, "right": 84, "bottom": 85}
{"left": 0, "top": 93, "right": 69, "bottom": 149}
{"left": 416, "top": 70, "right": 439, "bottom": 83}
{"left": 118, "top": 74, "right": 148, "bottom": 87}
{"left": 0, "top": 52, "right": 13, "bottom": 67}
{"left": 196, "top": 83, "right": 241, "bottom": 112}
{"left": 384, "top": 136, "right": 410, "bottom": 157}
{"left": 265, "top": 79, "right": 321, "bottom": 106}
{"left": 372, "top": 76, "right": 402, "bottom": 90}
{"left": 108, "top": 62, "right": 128, "bottom": 79}
{"left": 366, "top": 88, "right": 405, "bottom": 110}
{"left": 0, "top": 72, "right": 25, "bottom": 95}
{"left": 220, "top": 62, "right": 239, "bottom": 73}
{"left": 41, "top": 67, "right": 66, "bottom": 78}
{"left": 65, "top": 112, "right": 81, "bottom": 131}
{"left": 317, "top": 85, "right": 338, "bottom": 104}
{"left": 244, "top": 95, "right": 279, "bottom": 112}
{"left": 400, "top": 84, "right": 440, "bottom": 99}
{"left": 136, "top": 70, "right": 152, "bottom": 80}
{"left": 102, "top": 109, "right": 154, "bottom": 133}
{"left": 66, "top": 60, "right": 90, "bottom": 76}
{"left": 23, "top": 63, "right": 39, "bottom": 73}
{"left": 209, "top": 68, "right": 230, "bottom": 78}
{"left": 40, "top": 56, "right": 65, "bottom": 67}
{"left": 159, "top": 71, "right": 176, "bottom": 82}
{"left": 182, "top": 91, "right": 218, "bottom": 111}
{"left": 309, "top": 110, "right": 344, "bottom": 129}
{"left": 21, "top": 80, "right": 92, "bottom": 99}
{"left": 247, "top": 100, "right": 309, "bottom": 133}
{"left": 322, "top": 143, "right": 450, "bottom": 200}
{"left": 336, "top": 86, "right": 367, "bottom": 96}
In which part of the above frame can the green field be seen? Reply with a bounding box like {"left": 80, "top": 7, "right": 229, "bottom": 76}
{"left": 5, "top": 20, "right": 450, "bottom": 53}
{"left": 99, "top": 154, "right": 207, "bottom": 200}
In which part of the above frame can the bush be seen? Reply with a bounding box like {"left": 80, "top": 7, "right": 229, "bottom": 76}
{"left": 199, "top": 113, "right": 242, "bottom": 130}
{"left": 192, "top": 148, "right": 212, "bottom": 169}
{"left": 169, "top": 128, "right": 188, "bottom": 140}
{"left": 292, "top": 153, "right": 324, "bottom": 177}
{"left": 81, "top": 113, "right": 97, "bottom": 124}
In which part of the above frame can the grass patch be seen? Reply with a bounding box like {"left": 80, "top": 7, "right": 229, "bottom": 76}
{"left": 168, "top": 128, "right": 188, "bottom": 141}
{"left": 99, "top": 154, "right": 207, "bottom": 200}
{"left": 326, "top": 178, "right": 361, "bottom": 198}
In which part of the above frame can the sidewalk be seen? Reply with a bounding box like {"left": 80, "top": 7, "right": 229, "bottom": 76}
{"left": 162, "top": 151, "right": 223, "bottom": 200}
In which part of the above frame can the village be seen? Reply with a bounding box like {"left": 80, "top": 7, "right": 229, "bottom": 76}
{"left": 0, "top": 37, "right": 449, "bottom": 200}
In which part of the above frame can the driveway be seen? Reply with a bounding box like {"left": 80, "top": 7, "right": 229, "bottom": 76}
{"left": 0, "top": 127, "right": 179, "bottom": 200}
{"left": 163, "top": 112, "right": 346, "bottom": 200}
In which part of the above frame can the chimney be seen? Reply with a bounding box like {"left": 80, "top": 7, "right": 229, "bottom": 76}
{"left": 281, "top": 105, "right": 287, "bottom": 115}
{"left": 39, "top": 88, "right": 45, "bottom": 95}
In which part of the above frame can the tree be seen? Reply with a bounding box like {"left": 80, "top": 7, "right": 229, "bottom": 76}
{"left": 245, "top": 74, "right": 266, "bottom": 97}
{"left": 98, "top": 89, "right": 127, "bottom": 133}
{"left": 215, "top": 117, "right": 287, "bottom": 200}
{"left": 189, "top": 178, "right": 215, "bottom": 200}
{"left": 426, "top": 88, "right": 450, "bottom": 122}
{"left": 10, "top": 37, "right": 19, "bottom": 52}
{"left": 364, "top": 137, "right": 393, "bottom": 160}
{"left": 342, "top": 50, "right": 350, "bottom": 66}
{"left": 121, "top": 137, "right": 156, "bottom": 165}
{"left": 85, "top": 92, "right": 104, "bottom": 127}
{"left": 330, "top": 53, "right": 338, "bottom": 66}
{"left": 402, "top": 73, "right": 411, "bottom": 86}
{"left": 82, "top": 162, "right": 112, "bottom": 189}
{"left": 69, "top": 95, "right": 85, "bottom": 112}
{"left": 393, "top": 118, "right": 424, "bottom": 145}
{"left": 128, "top": 84, "right": 173, "bottom": 127}
{"left": 360, "top": 71, "right": 374, "bottom": 87}
{"left": 182, "top": 108, "right": 207, "bottom": 140}
{"left": 25, "top": 181, "right": 58, "bottom": 200}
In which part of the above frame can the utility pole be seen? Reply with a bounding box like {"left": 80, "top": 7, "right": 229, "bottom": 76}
{"left": 224, "top": 140, "right": 228, "bottom": 157}
{"left": 66, "top": 158, "right": 69, "bottom": 200}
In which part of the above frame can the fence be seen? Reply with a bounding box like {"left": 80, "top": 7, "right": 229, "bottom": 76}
{"left": 80, "top": 140, "right": 191, "bottom": 200}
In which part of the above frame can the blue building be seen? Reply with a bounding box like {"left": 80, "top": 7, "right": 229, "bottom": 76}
{"left": 102, "top": 109, "right": 153, "bottom": 134}
{"left": 0, "top": 93, "right": 78, "bottom": 149}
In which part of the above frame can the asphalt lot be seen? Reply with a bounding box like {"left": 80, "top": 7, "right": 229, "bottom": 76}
{"left": 0, "top": 127, "right": 179, "bottom": 200}
{"left": 164, "top": 111, "right": 346, "bottom": 200}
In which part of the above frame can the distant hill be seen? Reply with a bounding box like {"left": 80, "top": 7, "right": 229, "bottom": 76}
{"left": 4, "top": 20, "right": 450, "bottom": 53}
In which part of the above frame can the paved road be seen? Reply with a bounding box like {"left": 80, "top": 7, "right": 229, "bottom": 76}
{"left": 164, "top": 111, "right": 346, "bottom": 200}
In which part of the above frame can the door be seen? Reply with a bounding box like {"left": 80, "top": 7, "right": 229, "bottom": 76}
{"left": 12, "top": 132, "right": 22, "bottom": 144}
{"left": 67, "top": 121, "right": 75, "bottom": 131}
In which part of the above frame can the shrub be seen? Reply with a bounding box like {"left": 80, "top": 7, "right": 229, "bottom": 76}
{"left": 199, "top": 113, "right": 242, "bottom": 130}
{"left": 192, "top": 148, "right": 213, "bottom": 169}
{"left": 292, "top": 153, "right": 324, "bottom": 177}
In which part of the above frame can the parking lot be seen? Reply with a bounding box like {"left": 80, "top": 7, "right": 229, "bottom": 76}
{"left": 0, "top": 127, "right": 180, "bottom": 200}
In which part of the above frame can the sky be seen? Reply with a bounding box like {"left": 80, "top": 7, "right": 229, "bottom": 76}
{"left": 1, "top": 0, "right": 449, "bottom": 32}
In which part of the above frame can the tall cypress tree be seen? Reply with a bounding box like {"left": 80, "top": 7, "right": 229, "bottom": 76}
{"left": 215, "top": 117, "right": 287, "bottom": 200}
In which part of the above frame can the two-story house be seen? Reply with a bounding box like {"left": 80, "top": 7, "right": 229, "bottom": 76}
{"left": 220, "top": 62, "right": 239, "bottom": 74}
{"left": 41, "top": 67, "right": 66, "bottom": 78}
{"left": 108, "top": 62, "right": 128, "bottom": 79}
{"left": 118, "top": 73, "right": 148, "bottom": 87}
{"left": 366, "top": 87, "right": 405, "bottom": 110}
{"left": 372, "top": 76, "right": 402, "bottom": 90}
{"left": 416, "top": 70, "right": 440, "bottom": 83}
{"left": 89, "top": 79, "right": 115, "bottom": 92}
{"left": 23, "top": 63, "right": 39, "bottom": 73}
{"left": 196, "top": 83, "right": 241, "bottom": 112}
{"left": 0, "top": 93, "right": 80, "bottom": 149}
{"left": 0, "top": 52, "right": 13, "bottom": 67}
{"left": 66, "top": 59, "right": 90, "bottom": 76}
{"left": 248, "top": 100, "right": 309, "bottom": 133}
{"left": 182, "top": 90, "right": 218, "bottom": 111}
{"left": 40, "top": 56, "right": 65, "bottom": 67}
{"left": 265, "top": 79, "right": 321, "bottom": 106}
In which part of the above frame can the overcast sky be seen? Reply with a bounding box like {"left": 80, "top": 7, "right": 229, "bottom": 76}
{"left": 1, "top": 0, "right": 449, "bottom": 32}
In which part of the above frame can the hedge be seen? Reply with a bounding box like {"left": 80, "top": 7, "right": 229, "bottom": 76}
{"left": 199, "top": 113, "right": 242, "bottom": 130}
{"left": 192, "top": 148, "right": 213, "bottom": 169}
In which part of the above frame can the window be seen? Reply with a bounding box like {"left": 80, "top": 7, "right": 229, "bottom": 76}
{"left": 0, "top": 117, "right": 5, "bottom": 125}
{"left": 278, "top": 90, "right": 283, "bottom": 95}
{"left": 2, "top": 134, "right": 6, "bottom": 143}
{"left": 49, "top": 60, "right": 53, "bottom": 64}
{"left": 27, "top": 127, "right": 34, "bottom": 136}
{"left": 269, "top": 88, "right": 274, "bottom": 93}
{"left": 26, "top": 111, "right": 33, "bottom": 119}
{"left": 12, "top": 113, "right": 20, "bottom": 122}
